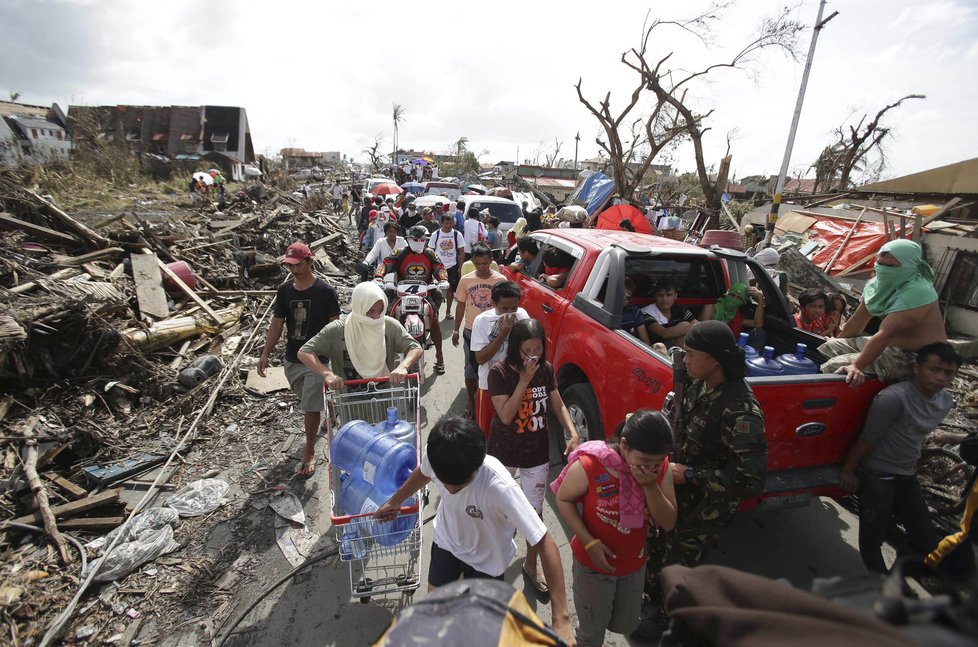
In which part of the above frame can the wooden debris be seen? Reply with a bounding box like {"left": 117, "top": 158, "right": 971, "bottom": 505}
{"left": 156, "top": 257, "right": 222, "bottom": 325}
{"left": 19, "top": 416, "right": 71, "bottom": 563}
{"left": 9, "top": 488, "right": 121, "bottom": 525}
{"left": 0, "top": 212, "right": 81, "bottom": 244}
{"left": 46, "top": 473, "right": 88, "bottom": 500}
{"left": 131, "top": 252, "right": 169, "bottom": 319}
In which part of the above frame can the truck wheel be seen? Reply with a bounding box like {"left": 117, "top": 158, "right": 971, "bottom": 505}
{"left": 563, "top": 383, "right": 604, "bottom": 441}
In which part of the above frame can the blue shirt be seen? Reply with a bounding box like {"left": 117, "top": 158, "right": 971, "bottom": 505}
{"left": 454, "top": 210, "right": 465, "bottom": 232}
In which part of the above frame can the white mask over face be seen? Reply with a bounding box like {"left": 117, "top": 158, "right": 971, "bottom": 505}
{"left": 408, "top": 239, "right": 426, "bottom": 253}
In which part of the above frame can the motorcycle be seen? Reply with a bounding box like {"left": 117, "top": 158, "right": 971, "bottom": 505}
{"left": 377, "top": 277, "right": 448, "bottom": 350}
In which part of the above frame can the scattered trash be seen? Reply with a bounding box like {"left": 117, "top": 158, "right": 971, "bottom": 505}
{"left": 268, "top": 489, "right": 305, "bottom": 525}
{"left": 85, "top": 525, "right": 179, "bottom": 582}
{"left": 164, "top": 478, "right": 230, "bottom": 517}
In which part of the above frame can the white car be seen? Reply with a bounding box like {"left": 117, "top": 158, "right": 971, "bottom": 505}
{"left": 363, "top": 176, "right": 397, "bottom": 200}
{"left": 458, "top": 195, "right": 523, "bottom": 241}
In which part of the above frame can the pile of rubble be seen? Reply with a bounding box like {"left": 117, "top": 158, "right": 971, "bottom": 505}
{"left": 0, "top": 170, "right": 360, "bottom": 644}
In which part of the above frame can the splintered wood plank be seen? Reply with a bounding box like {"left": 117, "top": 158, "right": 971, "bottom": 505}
{"left": 9, "top": 488, "right": 122, "bottom": 525}
{"left": 130, "top": 252, "right": 169, "bottom": 319}
{"left": 156, "top": 258, "right": 222, "bottom": 325}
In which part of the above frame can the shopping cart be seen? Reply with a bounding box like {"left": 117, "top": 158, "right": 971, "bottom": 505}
{"left": 326, "top": 375, "right": 423, "bottom": 603}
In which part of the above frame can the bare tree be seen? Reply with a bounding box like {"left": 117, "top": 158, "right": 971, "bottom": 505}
{"left": 392, "top": 103, "right": 406, "bottom": 164}
{"left": 624, "top": 5, "right": 804, "bottom": 223}
{"left": 812, "top": 95, "right": 925, "bottom": 191}
{"left": 9, "top": 91, "right": 21, "bottom": 101}
{"left": 363, "top": 134, "right": 386, "bottom": 171}
{"left": 544, "top": 137, "right": 564, "bottom": 167}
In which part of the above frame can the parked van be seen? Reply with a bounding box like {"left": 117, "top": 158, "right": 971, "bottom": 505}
{"left": 459, "top": 195, "right": 523, "bottom": 240}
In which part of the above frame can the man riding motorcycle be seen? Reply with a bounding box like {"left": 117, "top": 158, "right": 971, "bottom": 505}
{"left": 376, "top": 226, "right": 448, "bottom": 374}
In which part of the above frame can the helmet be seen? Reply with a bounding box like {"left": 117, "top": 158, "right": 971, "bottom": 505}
{"left": 407, "top": 225, "right": 429, "bottom": 241}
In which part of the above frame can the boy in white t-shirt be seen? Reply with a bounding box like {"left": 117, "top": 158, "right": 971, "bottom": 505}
{"left": 463, "top": 207, "right": 488, "bottom": 259}
{"left": 428, "top": 212, "right": 465, "bottom": 320}
{"left": 376, "top": 417, "right": 574, "bottom": 646}
{"left": 470, "top": 281, "right": 529, "bottom": 435}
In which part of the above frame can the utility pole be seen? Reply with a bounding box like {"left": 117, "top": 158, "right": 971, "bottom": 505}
{"left": 574, "top": 132, "right": 580, "bottom": 171}
{"left": 764, "top": 0, "right": 838, "bottom": 247}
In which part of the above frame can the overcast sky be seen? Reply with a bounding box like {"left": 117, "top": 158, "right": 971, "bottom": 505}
{"left": 2, "top": 0, "right": 975, "bottom": 182}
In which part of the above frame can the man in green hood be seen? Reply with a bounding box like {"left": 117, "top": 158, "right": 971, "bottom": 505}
{"left": 819, "top": 240, "right": 946, "bottom": 387}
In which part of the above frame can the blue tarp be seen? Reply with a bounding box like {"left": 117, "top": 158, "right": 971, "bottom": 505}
{"left": 568, "top": 171, "right": 615, "bottom": 215}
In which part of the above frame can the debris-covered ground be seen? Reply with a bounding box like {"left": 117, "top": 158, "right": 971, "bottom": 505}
{"left": 0, "top": 168, "right": 363, "bottom": 644}
{"left": 1, "top": 167, "right": 977, "bottom": 645}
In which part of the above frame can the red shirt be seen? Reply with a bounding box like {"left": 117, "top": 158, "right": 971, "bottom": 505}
{"left": 570, "top": 455, "right": 647, "bottom": 576}
{"left": 793, "top": 313, "right": 826, "bottom": 333}
{"left": 377, "top": 248, "right": 445, "bottom": 282}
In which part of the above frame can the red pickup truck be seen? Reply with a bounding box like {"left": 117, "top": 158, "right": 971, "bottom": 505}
{"left": 503, "top": 229, "right": 886, "bottom": 509}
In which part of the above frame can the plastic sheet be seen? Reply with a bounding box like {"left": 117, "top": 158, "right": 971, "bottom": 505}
{"left": 165, "top": 478, "right": 230, "bottom": 517}
{"left": 104, "top": 507, "right": 179, "bottom": 545}
{"left": 86, "top": 525, "right": 179, "bottom": 582}
{"left": 808, "top": 219, "right": 889, "bottom": 274}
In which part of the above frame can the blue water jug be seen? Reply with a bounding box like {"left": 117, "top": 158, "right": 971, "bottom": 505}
{"left": 737, "top": 332, "right": 759, "bottom": 361}
{"left": 332, "top": 420, "right": 416, "bottom": 496}
{"left": 776, "top": 343, "right": 819, "bottom": 375}
{"left": 747, "top": 346, "right": 785, "bottom": 377}
{"left": 338, "top": 473, "right": 417, "bottom": 547}
{"left": 375, "top": 406, "right": 415, "bottom": 445}
{"left": 331, "top": 420, "right": 375, "bottom": 473}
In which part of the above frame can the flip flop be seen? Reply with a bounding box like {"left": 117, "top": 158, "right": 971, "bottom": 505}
{"left": 296, "top": 460, "right": 316, "bottom": 479}
{"left": 522, "top": 565, "right": 549, "bottom": 595}
{"left": 434, "top": 361, "right": 446, "bottom": 375}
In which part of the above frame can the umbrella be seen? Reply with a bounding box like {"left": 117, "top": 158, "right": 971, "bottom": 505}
{"left": 414, "top": 195, "right": 452, "bottom": 208}
{"left": 596, "top": 204, "right": 652, "bottom": 234}
{"left": 400, "top": 181, "right": 426, "bottom": 193}
{"left": 372, "top": 183, "right": 404, "bottom": 196}
{"left": 411, "top": 159, "right": 429, "bottom": 165}
{"left": 484, "top": 186, "right": 511, "bottom": 199}
{"left": 192, "top": 171, "right": 214, "bottom": 185}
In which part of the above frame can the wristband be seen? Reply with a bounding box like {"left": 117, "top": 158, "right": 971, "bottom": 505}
{"left": 584, "top": 538, "right": 602, "bottom": 551}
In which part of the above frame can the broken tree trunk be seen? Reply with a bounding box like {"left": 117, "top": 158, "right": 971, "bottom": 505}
{"left": 0, "top": 177, "right": 112, "bottom": 249}
{"left": 120, "top": 302, "right": 245, "bottom": 352}
{"left": 20, "top": 416, "right": 71, "bottom": 563}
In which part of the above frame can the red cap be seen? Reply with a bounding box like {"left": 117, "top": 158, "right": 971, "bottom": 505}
{"left": 283, "top": 242, "right": 312, "bottom": 264}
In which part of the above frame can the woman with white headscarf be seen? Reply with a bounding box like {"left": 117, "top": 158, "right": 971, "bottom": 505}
{"left": 298, "top": 282, "right": 423, "bottom": 389}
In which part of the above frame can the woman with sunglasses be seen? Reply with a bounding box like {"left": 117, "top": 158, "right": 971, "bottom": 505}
{"left": 486, "top": 319, "right": 580, "bottom": 596}
{"left": 552, "top": 409, "right": 677, "bottom": 646}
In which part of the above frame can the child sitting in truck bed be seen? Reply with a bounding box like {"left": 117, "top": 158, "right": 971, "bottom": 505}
{"left": 640, "top": 279, "right": 698, "bottom": 348}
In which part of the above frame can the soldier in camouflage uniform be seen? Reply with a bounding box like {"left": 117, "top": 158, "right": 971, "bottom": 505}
{"left": 633, "top": 320, "right": 767, "bottom": 640}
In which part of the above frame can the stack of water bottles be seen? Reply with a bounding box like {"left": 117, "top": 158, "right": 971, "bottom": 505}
{"left": 745, "top": 339, "right": 819, "bottom": 377}
{"left": 332, "top": 406, "right": 418, "bottom": 559}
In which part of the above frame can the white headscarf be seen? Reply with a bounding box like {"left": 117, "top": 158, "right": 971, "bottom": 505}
{"left": 344, "top": 282, "right": 389, "bottom": 378}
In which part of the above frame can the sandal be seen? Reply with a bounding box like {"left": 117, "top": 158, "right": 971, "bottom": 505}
{"left": 434, "top": 361, "right": 446, "bottom": 375}
{"left": 522, "top": 564, "right": 549, "bottom": 595}
{"left": 296, "top": 460, "right": 316, "bottom": 479}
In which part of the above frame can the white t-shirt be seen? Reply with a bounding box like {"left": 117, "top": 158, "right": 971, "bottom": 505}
{"left": 428, "top": 228, "right": 464, "bottom": 269}
{"left": 463, "top": 218, "right": 488, "bottom": 252}
{"left": 421, "top": 452, "right": 547, "bottom": 576}
{"left": 365, "top": 236, "right": 406, "bottom": 268}
{"left": 470, "top": 307, "right": 531, "bottom": 390}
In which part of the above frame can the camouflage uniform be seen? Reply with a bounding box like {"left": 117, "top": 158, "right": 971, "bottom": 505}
{"left": 645, "top": 378, "right": 767, "bottom": 604}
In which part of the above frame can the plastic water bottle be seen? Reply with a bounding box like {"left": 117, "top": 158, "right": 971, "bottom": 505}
{"left": 338, "top": 526, "right": 366, "bottom": 561}
{"left": 747, "top": 346, "right": 785, "bottom": 377}
{"left": 338, "top": 473, "right": 417, "bottom": 547}
{"left": 737, "top": 332, "right": 759, "bottom": 361}
{"left": 776, "top": 343, "right": 819, "bottom": 375}
{"left": 374, "top": 406, "right": 415, "bottom": 445}
{"left": 332, "top": 419, "right": 416, "bottom": 496}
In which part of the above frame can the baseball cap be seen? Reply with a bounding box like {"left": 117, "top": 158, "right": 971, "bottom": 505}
{"left": 283, "top": 242, "right": 312, "bottom": 265}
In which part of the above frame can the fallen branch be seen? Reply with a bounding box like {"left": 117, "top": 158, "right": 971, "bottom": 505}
{"left": 19, "top": 416, "right": 71, "bottom": 563}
